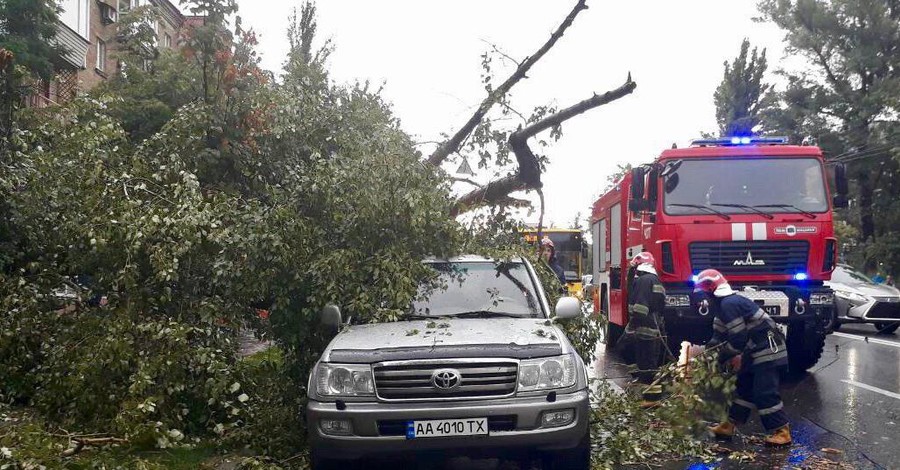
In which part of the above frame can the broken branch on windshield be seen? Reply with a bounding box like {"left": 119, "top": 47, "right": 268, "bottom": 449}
{"left": 451, "top": 76, "right": 637, "bottom": 215}
{"left": 427, "top": 0, "right": 589, "bottom": 167}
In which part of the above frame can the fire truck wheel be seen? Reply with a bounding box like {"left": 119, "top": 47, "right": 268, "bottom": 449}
{"left": 786, "top": 322, "right": 826, "bottom": 373}
{"left": 604, "top": 315, "right": 624, "bottom": 350}
{"left": 875, "top": 322, "right": 900, "bottom": 335}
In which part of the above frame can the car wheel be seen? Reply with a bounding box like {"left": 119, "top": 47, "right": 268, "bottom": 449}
{"left": 542, "top": 433, "right": 591, "bottom": 470}
{"left": 875, "top": 322, "right": 900, "bottom": 335}
{"left": 311, "top": 451, "right": 356, "bottom": 470}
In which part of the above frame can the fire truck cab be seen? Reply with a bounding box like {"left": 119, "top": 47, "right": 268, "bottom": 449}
{"left": 591, "top": 137, "right": 849, "bottom": 372}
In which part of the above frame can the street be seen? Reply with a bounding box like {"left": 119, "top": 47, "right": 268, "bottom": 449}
{"left": 596, "top": 324, "right": 900, "bottom": 469}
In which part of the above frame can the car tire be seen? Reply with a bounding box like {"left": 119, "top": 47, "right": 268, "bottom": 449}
{"left": 311, "top": 451, "right": 356, "bottom": 470}
{"left": 542, "top": 433, "right": 591, "bottom": 470}
{"left": 875, "top": 322, "right": 900, "bottom": 335}
{"left": 786, "top": 322, "right": 826, "bottom": 374}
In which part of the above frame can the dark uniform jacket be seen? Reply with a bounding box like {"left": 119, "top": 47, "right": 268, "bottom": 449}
{"left": 628, "top": 271, "right": 666, "bottom": 317}
{"left": 708, "top": 293, "right": 787, "bottom": 368}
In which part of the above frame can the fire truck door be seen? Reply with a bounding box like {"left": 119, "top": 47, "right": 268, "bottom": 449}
{"left": 608, "top": 204, "right": 625, "bottom": 327}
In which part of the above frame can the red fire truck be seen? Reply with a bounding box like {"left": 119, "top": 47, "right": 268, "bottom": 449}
{"left": 590, "top": 137, "right": 848, "bottom": 372}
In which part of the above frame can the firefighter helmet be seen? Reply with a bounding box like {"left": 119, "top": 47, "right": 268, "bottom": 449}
{"left": 695, "top": 269, "right": 735, "bottom": 297}
{"left": 630, "top": 252, "right": 656, "bottom": 267}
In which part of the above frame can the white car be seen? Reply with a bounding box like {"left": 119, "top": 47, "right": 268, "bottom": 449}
{"left": 826, "top": 265, "right": 900, "bottom": 334}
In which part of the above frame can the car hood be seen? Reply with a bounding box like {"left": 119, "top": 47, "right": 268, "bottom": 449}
{"left": 826, "top": 281, "right": 900, "bottom": 298}
{"left": 322, "top": 317, "right": 567, "bottom": 363}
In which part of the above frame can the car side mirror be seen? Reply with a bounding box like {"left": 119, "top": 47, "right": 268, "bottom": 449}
{"left": 320, "top": 304, "right": 342, "bottom": 334}
{"left": 554, "top": 297, "right": 582, "bottom": 320}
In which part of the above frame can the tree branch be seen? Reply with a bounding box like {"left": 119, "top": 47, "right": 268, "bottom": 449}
{"left": 451, "top": 76, "right": 637, "bottom": 215}
{"left": 427, "top": 0, "right": 589, "bottom": 167}
{"left": 450, "top": 176, "right": 483, "bottom": 187}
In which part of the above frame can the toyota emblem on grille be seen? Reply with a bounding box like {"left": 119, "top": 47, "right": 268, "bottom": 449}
{"left": 432, "top": 369, "right": 461, "bottom": 390}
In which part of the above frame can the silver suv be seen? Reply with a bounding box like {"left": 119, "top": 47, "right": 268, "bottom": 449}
{"left": 306, "top": 256, "right": 591, "bottom": 469}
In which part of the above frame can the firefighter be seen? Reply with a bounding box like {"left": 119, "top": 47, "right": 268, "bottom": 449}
{"left": 695, "top": 269, "right": 792, "bottom": 446}
{"left": 540, "top": 237, "right": 567, "bottom": 288}
{"left": 625, "top": 252, "right": 667, "bottom": 406}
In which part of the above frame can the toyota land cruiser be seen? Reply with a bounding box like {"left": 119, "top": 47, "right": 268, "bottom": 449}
{"left": 306, "top": 256, "right": 591, "bottom": 469}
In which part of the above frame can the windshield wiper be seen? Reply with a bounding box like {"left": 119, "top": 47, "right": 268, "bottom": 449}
{"left": 712, "top": 203, "right": 775, "bottom": 220}
{"left": 450, "top": 311, "right": 529, "bottom": 319}
{"left": 667, "top": 203, "right": 731, "bottom": 220}
{"left": 753, "top": 204, "right": 817, "bottom": 219}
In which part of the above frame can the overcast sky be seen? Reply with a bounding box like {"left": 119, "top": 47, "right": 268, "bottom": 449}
{"left": 231, "top": 0, "right": 787, "bottom": 227}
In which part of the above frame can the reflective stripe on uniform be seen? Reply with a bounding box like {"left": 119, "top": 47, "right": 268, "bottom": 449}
{"left": 733, "top": 398, "right": 755, "bottom": 410}
{"left": 631, "top": 304, "right": 650, "bottom": 315}
{"left": 652, "top": 284, "right": 666, "bottom": 294}
{"left": 725, "top": 317, "right": 744, "bottom": 330}
{"left": 727, "top": 321, "right": 747, "bottom": 334}
{"left": 759, "top": 402, "right": 784, "bottom": 416}
{"left": 635, "top": 326, "right": 660, "bottom": 338}
{"left": 713, "top": 319, "right": 727, "bottom": 333}
{"left": 751, "top": 348, "right": 787, "bottom": 365}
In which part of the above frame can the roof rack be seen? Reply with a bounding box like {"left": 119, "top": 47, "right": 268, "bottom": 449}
{"left": 690, "top": 136, "right": 789, "bottom": 147}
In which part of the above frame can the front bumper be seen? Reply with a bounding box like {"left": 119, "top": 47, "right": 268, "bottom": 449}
{"left": 663, "top": 285, "right": 835, "bottom": 331}
{"left": 307, "top": 389, "right": 590, "bottom": 460}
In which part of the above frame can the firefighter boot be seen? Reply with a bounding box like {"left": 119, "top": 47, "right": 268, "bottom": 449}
{"left": 708, "top": 421, "right": 736, "bottom": 439}
{"left": 764, "top": 425, "right": 792, "bottom": 446}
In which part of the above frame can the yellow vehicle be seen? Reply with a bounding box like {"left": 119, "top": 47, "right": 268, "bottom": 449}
{"left": 521, "top": 227, "right": 587, "bottom": 297}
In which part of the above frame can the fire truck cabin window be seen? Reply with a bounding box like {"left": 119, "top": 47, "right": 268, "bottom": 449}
{"left": 663, "top": 158, "right": 828, "bottom": 215}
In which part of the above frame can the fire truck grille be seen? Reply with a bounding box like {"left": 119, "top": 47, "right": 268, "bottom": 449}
{"left": 689, "top": 241, "right": 809, "bottom": 276}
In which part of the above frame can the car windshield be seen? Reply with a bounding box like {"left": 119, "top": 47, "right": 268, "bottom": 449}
{"left": 663, "top": 158, "right": 828, "bottom": 215}
{"left": 831, "top": 266, "right": 873, "bottom": 285}
{"left": 409, "top": 261, "right": 542, "bottom": 318}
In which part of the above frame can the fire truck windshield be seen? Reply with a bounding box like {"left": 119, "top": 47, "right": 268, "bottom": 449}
{"left": 662, "top": 157, "right": 828, "bottom": 216}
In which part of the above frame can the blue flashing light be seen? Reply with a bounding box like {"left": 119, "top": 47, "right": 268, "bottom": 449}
{"left": 794, "top": 273, "right": 809, "bottom": 281}
{"left": 691, "top": 274, "right": 700, "bottom": 283}
{"left": 730, "top": 137, "right": 741, "bottom": 144}
{"left": 740, "top": 136, "right": 752, "bottom": 144}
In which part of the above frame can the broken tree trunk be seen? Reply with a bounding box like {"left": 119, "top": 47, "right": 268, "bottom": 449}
{"left": 451, "top": 76, "right": 637, "bottom": 216}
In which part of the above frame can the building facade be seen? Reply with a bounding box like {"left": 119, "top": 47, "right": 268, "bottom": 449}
{"left": 29, "top": 0, "right": 186, "bottom": 107}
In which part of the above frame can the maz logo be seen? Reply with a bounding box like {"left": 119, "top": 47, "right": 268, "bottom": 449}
{"left": 734, "top": 252, "right": 766, "bottom": 266}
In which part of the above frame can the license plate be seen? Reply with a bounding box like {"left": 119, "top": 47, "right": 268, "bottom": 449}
{"left": 762, "top": 305, "right": 781, "bottom": 316}
{"left": 406, "top": 418, "right": 488, "bottom": 439}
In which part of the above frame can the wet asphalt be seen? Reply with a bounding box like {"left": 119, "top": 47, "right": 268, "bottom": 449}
{"left": 595, "top": 323, "right": 900, "bottom": 469}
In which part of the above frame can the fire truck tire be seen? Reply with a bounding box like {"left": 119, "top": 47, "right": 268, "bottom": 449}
{"left": 604, "top": 316, "right": 624, "bottom": 350}
{"left": 786, "top": 322, "right": 826, "bottom": 373}
{"left": 875, "top": 322, "right": 899, "bottom": 334}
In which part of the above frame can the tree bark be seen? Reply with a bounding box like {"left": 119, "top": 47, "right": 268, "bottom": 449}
{"left": 427, "top": 0, "right": 589, "bottom": 167}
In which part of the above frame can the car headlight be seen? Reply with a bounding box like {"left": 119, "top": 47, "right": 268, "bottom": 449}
{"left": 315, "top": 363, "right": 375, "bottom": 397}
{"left": 665, "top": 295, "right": 691, "bottom": 307}
{"left": 517, "top": 354, "right": 577, "bottom": 392}
{"left": 809, "top": 293, "right": 834, "bottom": 305}
{"left": 835, "top": 290, "right": 869, "bottom": 304}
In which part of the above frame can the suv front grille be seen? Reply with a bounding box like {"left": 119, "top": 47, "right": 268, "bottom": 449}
{"left": 373, "top": 360, "right": 518, "bottom": 401}
{"left": 690, "top": 241, "right": 809, "bottom": 276}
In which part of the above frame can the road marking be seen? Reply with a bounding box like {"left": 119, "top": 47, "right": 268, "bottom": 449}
{"left": 842, "top": 379, "right": 900, "bottom": 400}
{"left": 832, "top": 332, "right": 900, "bottom": 349}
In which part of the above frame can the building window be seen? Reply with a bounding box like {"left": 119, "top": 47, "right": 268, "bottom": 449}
{"left": 60, "top": 0, "right": 90, "bottom": 39}
{"left": 100, "top": 3, "right": 118, "bottom": 24}
{"left": 165, "top": 33, "right": 172, "bottom": 48}
{"left": 96, "top": 39, "right": 107, "bottom": 73}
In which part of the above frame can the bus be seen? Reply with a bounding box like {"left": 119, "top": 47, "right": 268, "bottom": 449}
{"left": 521, "top": 227, "right": 587, "bottom": 297}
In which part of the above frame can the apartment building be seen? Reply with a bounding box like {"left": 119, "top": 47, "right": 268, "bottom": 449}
{"left": 30, "top": 0, "right": 186, "bottom": 106}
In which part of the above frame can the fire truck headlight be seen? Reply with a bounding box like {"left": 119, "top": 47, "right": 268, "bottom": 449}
{"left": 665, "top": 295, "right": 691, "bottom": 307}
